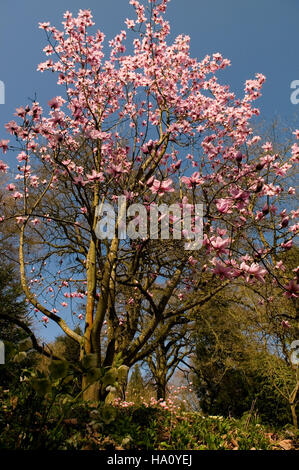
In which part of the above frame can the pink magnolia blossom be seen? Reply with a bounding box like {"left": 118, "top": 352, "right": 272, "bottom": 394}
{"left": 39, "top": 22, "right": 50, "bottom": 30}
{"left": 212, "top": 262, "right": 233, "bottom": 280}
{"left": 12, "top": 191, "right": 23, "bottom": 200}
{"left": 210, "top": 236, "right": 230, "bottom": 255}
{"left": 188, "top": 256, "right": 197, "bottom": 266}
{"left": 0, "top": 160, "right": 8, "bottom": 173}
{"left": 284, "top": 280, "right": 299, "bottom": 298}
{"left": 275, "top": 261, "right": 286, "bottom": 272}
{"left": 181, "top": 172, "right": 203, "bottom": 188}
{"left": 0, "top": 139, "right": 9, "bottom": 153}
{"left": 240, "top": 262, "right": 267, "bottom": 283}
{"left": 31, "top": 218, "right": 40, "bottom": 226}
{"left": 149, "top": 178, "right": 174, "bottom": 196}
{"left": 281, "top": 240, "right": 293, "bottom": 250}
{"left": 48, "top": 96, "right": 65, "bottom": 109}
{"left": 73, "top": 175, "right": 88, "bottom": 186}
{"left": 216, "top": 198, "right": 233, "bottom": 214}
{"left": 86, "top": 170, "right": 104, "bottom": 182}
{"left": 16, "top": 216, "right": 27, "bottom": 224}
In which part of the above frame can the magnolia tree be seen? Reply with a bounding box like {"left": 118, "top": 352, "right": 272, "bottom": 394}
{"left": 0, "top": 0, "right": 298, "bottom": 402}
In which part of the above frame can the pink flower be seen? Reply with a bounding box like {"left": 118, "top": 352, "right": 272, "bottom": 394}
{"left": 0, "top": 139, "right": 9, "bottom": 153}
{"left": 281, "top": 216, "right": 289, "bottom": 228}
{"left": 39, "top": 22, "right": 50, "bottom": 30}
{"left": 123, "top": 190, "right": 136, "bottom": 200}
{"left": 210, "top": 236, "right": 230, "bottom": 255}
{"left": 17, "top": 152, "right": 28, "bottom": 162}
{"left": 0, "top": 160, "right": 8, "bottom": 173}
{"left": 275, "top": 260, "right": 286, "bottom": 272}
{"left": 31, "top": 218, "right": 40, "bottom": 226}
{"left": 262, "top": 142, "right": 273, "bottom": 152}
{"left": 284, "top": 280, "right": 299, "bottom": 298}
{"left": 42, "top": 316, "right": 49, "bottom": 324}
{"left": 188, "top": 256, "right": 197, "bottom": 266}
{"left": 15, "top": 107, "right": 26, "bottom": 118}
{"left": 216, "top": 198, "right": 233, "bottom": 214}
{"left": 281, "top": 240, "right": 293, "bottom": 250}
{"left": 16, "top": 216, "right": 27, "bottom": 224}
{"left": 281, "top": 320, "right": 291, "bottom": 329}
{"left": 240, "top": 262, "right": 267, "bottom": 283}
{"left": 107, "top": 163, "right": 131, "bottom": 177}
{"left": 149, "top": 178, "right": 174, "bottom": 196}
{"left": 86, "top": 169, "right": 104, "bottom": 182}
{"left": 125, "top": 18, "right": 135, "bottom": 29}
{"left": 6, "top": 184, "right": 15, "bottom": 191}
{"left": 48, "top": 96, "right": 65, "bottom": 109}
{"left": 12, "top": 191, "right": 23, "bottom": 200}
{"left": 5, "top": 121, "right": 19, "bottom": 135}
{"left": 73, "top": 175, "right": 88, "bottom": 186}
{"left": 181, "top": 172, "right": 203, "bottom": 188}
{"left": 212, "top": 262, "right": 233, "bottom": 280}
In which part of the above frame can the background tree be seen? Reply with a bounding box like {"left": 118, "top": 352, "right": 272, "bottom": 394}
{"left": 126, "top": 364, "right": 145, "bottom": 405}
{"left": 145, "top": 325, "right": 192, "bottom": 400}
{"left": 0, "top": 261, "right": 36, "bottom": 388}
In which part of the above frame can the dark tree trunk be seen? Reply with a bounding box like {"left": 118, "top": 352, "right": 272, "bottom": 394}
{"left": 156, "top": 380, "right": 166, "bottom": 401}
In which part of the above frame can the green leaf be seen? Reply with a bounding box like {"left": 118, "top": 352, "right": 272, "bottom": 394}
{"left": 49, "top": 360, "right": 69, "bottom": 380}
{"left": 81, "top": 354, "right": 98, "bottom": 370}
{"left": 31, "top": 378, "right": 52, "bottom": 395}
{"left": 102, "top": 368, "right": 118, "bottom": 387}
{"left": 101, "top": 405, "right": 117, "bottom": 424}
{"left": 86, "top": 367, "right": 102, "bottom": 384}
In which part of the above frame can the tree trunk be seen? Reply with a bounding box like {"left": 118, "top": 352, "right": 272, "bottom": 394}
{"left": 156, "top": 380, "right": 166, "bottom": 401}
{"left": 82, "top": 375, "right": 100, "bottom": 403}
{"left": 290, "top": 402, "right": 298, "bottom": 430}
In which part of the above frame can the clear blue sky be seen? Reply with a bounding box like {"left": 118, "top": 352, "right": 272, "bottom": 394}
{"left": 0, "top": 0, "right": 298, "bottom": 341}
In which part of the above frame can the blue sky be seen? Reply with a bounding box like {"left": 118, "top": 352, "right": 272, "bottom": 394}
{"left": 0, "top": 0, "right": 298, "bottom": 341}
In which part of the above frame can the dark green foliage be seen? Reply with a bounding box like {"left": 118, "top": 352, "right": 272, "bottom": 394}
{"left": 1, "top": 383, "right": 295, "bottom": 450}
{"left": 127, "top": 364, "right": 144, "bottom": 404}
{"left": 0, "top": 262, "right": 36, "bottom": 388}
{"left": 54, "top": 326, "right": 82, "bottom": 393}
{"left": 55, "top": 326, "right": 82, "bottom": 365}
{"left": 0, "top": 263, "right": 28, "bottom": 341}
{"left": 192, "top": 291, "right": 298, "bottom": 427}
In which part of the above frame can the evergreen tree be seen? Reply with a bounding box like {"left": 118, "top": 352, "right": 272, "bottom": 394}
{"left": 0, "top": 262, "right": 33, "bottom": 387}
{"left": 127, "top": 365, "right": 144, "bottom": 404}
